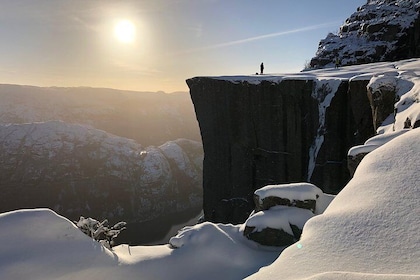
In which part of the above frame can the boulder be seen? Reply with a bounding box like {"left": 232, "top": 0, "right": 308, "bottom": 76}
{"left": 347, "top": 152, "right": 369, "bottom": 177}
{"left": 243, "top": 226, "right": 296, "bottom": 247}
{"left": 242, "top": 206, "right": 314, "bottom": 247}
{"left": 253, "top": 183, "right": 322, "bottom": 213}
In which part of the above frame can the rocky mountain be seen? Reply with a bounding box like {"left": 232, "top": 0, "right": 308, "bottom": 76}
{"left": 0, "top": 84, "right": 200, "bottom": 146}
{"left": 0, "top": 120, "right": 203, "bottom": 244}
{"left": 310, "top": 0, "right": 420, "bottom": 68}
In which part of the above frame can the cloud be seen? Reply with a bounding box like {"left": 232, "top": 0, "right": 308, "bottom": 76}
{"left": 177, "top": 21, "right": 340, "bottom": 55}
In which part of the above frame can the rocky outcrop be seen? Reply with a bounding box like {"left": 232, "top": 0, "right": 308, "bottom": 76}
{"left": 310, "top": 0, "right": 420, "bottom": 68}
{"left": 243, "top": 183, "right": 326, "bottom": 247}
{"left": 0, "top": 121, "right": 203, "bottom": 226}
{"left": 366, "top": 75, "right": 398, "bottom": 131}
{"left": 347, "top": 152, "right": 368, "bottom": 177}
{"left": 188, "top": 77, "right": 374, "bottom": 223}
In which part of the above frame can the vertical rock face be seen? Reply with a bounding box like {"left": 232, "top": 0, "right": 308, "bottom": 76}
{"left": 366, "top": 75, "right": 398, "bottom": 131}
{"left": 309, "top": 80, "right": 374, "bottom": 193}
{"left": 187, "top": 77, "right": 373, "bottom": 223}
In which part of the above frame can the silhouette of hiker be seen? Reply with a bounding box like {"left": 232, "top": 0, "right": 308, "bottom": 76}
{"left": 335, "top": 57, "right": 340, "bottom": 69}
{"left": 260, "top": 63, "right": 264, "bottom": 74}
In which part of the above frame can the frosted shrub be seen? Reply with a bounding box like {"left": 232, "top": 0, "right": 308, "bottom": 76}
{"left": 75, "top": 216, "right": 126, "bottom": 249}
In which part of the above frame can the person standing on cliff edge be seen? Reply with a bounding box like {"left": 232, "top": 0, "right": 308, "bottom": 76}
{"left": 260, "top": 62, "right": 264, "bottom": 74}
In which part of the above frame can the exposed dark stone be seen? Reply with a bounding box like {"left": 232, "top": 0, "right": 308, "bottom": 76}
{"left": 310, "top": 82, "right": 351, "bottom": 194}
{"left": 290, "top": 224, "right": 303, "bottom": 240}
{"left": 404, "top": 117, "right": 412, "bottom": 128}
{"left": 188, "top": 78, "right": 319, "bottom": 223}
{"left": 367, "top": 84, "right": 397, "bottom": 131}
{"left": 347, "top": 152, "right": 369, "bottom": 177}
{"left": 243, "top": 226, "right": 297, "bottom": 247}
{"left": 254, "top": 195, "right": 317, "bottom": 213}
{"left": 390, "top": 14, "right": 420, "bottom": 60}
{"left": 347, "top": 80, "right": 375, "bottom": 143}
{"left": 310, "top": 81, "right": 374, "bottom": 194}
{"left": 210, "top": 197, "right": 253, "bottom": 224}
{"left": 187, "top": 77, "right": 375, "bottom": 223}
{"left": 366, "top": 22, "right": 386, "bottom": 34}
{"left": 254, "top": 196, "right": 290, "bottom": 212}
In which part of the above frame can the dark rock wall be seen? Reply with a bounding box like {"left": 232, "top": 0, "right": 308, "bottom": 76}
{"left": 310, "top": 80, "right": 374, "bottom": 193}
{"left": 348, "top": 80, "right": 375, "bottom": 142}
{"left": 188, "top": 77, "right": 374, "bottom": 223}
{"left": 392, "top": 10, "right": 420, "bottom": 60}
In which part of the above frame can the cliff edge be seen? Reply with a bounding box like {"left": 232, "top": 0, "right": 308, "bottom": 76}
{"left": 188, "top": 59, "right": 419, "bottom": 223}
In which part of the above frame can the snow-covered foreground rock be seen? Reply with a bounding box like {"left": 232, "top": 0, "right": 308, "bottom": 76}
{"left": 0, "top": 209, "right": 281, "bottom": 280}
{"left": 248, "top": 128, "right": 420, "bottom": 279}
{"left": 1, "top": 127, "right": 418, "bottom": 280}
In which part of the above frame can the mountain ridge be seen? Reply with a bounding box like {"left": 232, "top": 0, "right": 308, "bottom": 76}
{"left": 310, "top": 0, "right": 420, "bottom": 68}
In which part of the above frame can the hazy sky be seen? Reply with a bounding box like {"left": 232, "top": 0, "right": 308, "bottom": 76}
{"left": 0, "top": 0, "right": 366, "bottom": 92}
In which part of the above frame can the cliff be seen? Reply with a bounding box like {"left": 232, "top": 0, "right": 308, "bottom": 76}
{"left": 188, "top": 73, "right": 374, "bottom": 223}
{"left": 188, "top": 59, "right": 419, "bottom": 223}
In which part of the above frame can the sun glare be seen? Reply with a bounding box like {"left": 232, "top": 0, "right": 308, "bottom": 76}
{"left": 114, "top": 20, "right": 136, "bottom": 43}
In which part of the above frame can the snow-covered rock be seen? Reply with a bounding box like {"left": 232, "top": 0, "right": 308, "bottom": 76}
{"left": 244, "top": 183, "right": 333, "bottom": 247}
{"left": 242, "top": 206, "right": 315, "bottom": 247}
{"left": 254, "top": 183, "right": 324, "bottom": 213}
{"left": 310, "top": 0, "right": 420, "bottom": 69}
{"left": 347, "top": 58, "right": 420, "bottom": 174}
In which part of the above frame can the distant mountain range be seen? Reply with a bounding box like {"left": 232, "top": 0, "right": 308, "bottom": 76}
{"left": 0, "top": 85, "right": 203, "bottom": 245}
{"left": 0, "top": 84, "right": 201, "bottom": 146}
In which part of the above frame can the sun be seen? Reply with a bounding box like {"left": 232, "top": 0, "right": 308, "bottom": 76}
{"left": 114, "top": 20, "right": 136, "bottom": 43}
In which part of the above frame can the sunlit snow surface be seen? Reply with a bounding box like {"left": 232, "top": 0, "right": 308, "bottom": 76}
{"left": 1, "top": 59, "right": 419, "bottom": 279}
